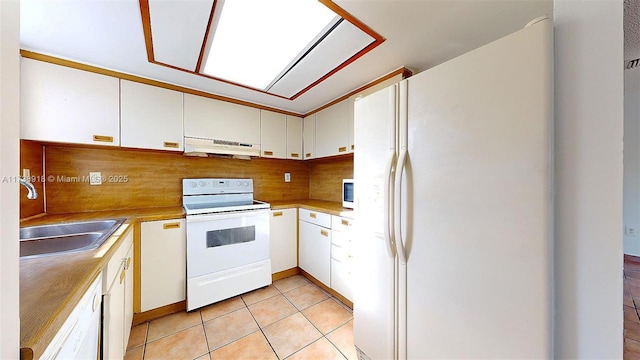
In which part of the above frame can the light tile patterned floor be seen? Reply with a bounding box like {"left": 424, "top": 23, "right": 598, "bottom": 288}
{"left": 125, "top": 275, "right": 357, "bottom": 360}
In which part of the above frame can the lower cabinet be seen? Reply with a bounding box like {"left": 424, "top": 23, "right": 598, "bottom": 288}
{"left": 140, "top": 219, "right": 186, "bottom": 312}
{"left": 103, "top": 230, "right": 134, "bottom": 360}
{"left": 298, "top": 212, "right": 331, "bottom": 286}
{"left": 331, "top": 216, "right": 355, "bottom": 302}
{"left": 270, "top": 208, "right": 297, "bottom": 273}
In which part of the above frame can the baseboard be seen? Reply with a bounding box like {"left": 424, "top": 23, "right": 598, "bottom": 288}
{"left": 298, "top": 268, "right": 353, "bottom": 309}
{"left": 132, "top": 301, "right": 186, "bottom": 326}
{"left": 272, "top": 267, "right": 300, "bottom": 281}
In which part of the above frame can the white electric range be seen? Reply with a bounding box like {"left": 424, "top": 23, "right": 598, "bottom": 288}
{"left": 183, "top": 178, "right": 271, "bottom": 311}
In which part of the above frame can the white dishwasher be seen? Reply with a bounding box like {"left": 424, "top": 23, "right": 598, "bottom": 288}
{"left": 40, "top": 274, "right": 102, "bottom": 360}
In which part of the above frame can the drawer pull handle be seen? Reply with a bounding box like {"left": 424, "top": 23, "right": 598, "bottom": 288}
{"left": 341, "top": 219, "right": 350, "bottom": 226}
{"left": 305, "top": 153, "right": 312, "bottom": 157}
{"left": 338, "top": 146, "right": 347, "bottom": 152}
{"left": 273, "top": 211, "right": 283, "bottom": 217}
{"left": 310, "top": 213, "right": 317, "bottom": 219}
{"left": 119, "top": 268, "right": 126, "bottom": 284}
{"left": 93, "top": 135, "right": 113, "bottom": 143}
{"left": 125, "top": 257, "right": 131, "bottom": 270}
{"left": 264, "top": 150, "right": 273, "bottom": 156}
{"left": 163, "top": 222, "right": 181, "bottom": 229}
{"left": 291, "top": 153, "right": 299, "bottom": 158}
{"left": 164, "top": 141, "right": 179, "bottom": 148}
{"left": 320, "top": 230, "right": 329, "bottom": 237}
{"left": 351, "top": 145, "right": 354, "bottom": 150}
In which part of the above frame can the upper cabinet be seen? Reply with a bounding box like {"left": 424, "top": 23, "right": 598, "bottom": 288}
{"left": 286, "top": 115, "right": 303, "bottom": 160}
{"left": 21, "top": 58, "right": 120, "bottom": 146}
{"left": 260, "top": 110, "right": 287, "bottom": 159}
{"left": 303, "top": 115, "right": 315, "bottom": 160}
{"left": 183, "top": 94, "right": 260, "bottom": 147}
{"left": 120, "top": 80, "right": 184, "bottom": 151}
{"left": 314, "top": 99, "right": 349, "bottom": 158}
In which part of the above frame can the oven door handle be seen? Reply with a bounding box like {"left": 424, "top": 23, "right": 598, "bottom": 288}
{"left": 186, "top": 209, "right": 271, "bottom": 223}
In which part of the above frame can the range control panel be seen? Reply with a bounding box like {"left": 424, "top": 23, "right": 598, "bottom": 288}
{"left": 182, "top": 178, "right": 253, "bottom": 195}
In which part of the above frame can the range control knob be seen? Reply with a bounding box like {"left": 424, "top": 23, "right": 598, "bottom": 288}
{"left": 190, "top": 182, "right": 197, "bottom": 188}
{"left": 199, "top": 181, "right": 206, "bottom": 187}
{"left": 243, "top": 181, "right": 249, "bottom": 187}
{"left": 236, "top": 181, "right": 241, "bottom": 186}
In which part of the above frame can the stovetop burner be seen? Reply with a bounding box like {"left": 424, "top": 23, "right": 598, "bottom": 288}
{"left": 182, "top": 178, "right": 270, "bottom": 215}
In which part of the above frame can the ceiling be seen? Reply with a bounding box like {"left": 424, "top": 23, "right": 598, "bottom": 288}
{"left": 19, "top": 0, "right": 553, "bottom": 114}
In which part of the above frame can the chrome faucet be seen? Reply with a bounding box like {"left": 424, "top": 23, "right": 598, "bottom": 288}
{"left": 19, "top": 178, "right": 38, "bottom": 200}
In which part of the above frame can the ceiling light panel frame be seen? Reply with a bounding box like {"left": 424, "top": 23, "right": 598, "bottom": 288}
{"left": 139, "top": 0, "right": 385, "bottom": 100}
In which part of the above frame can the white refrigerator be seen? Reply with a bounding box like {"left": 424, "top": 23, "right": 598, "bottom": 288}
{"left": 353, "top": 18, "right": 553, "bottom": 359}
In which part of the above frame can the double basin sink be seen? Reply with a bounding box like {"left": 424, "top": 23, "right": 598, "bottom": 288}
{"left": 20, "top": 218, "right": 126, "bottom": 258}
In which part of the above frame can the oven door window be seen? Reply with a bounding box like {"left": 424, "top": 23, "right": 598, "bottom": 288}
{"left": 206, "top": 225, "right": 256, "bottom": 248}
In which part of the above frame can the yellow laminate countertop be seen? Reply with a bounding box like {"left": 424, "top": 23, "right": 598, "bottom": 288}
{"left": 19, "top": 206, "right": 184, "bottom": 360}
{"left": 268, "top": 199, "right": 355, "bottom": 218}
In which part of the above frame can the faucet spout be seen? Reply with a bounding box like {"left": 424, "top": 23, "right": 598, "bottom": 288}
{"left": 19, "top": 178, "right": 38, "bottom": 200}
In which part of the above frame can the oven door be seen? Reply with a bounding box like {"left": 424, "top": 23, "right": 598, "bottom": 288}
{"left": 186, "top": 209, "right": 270, "bottom": 279}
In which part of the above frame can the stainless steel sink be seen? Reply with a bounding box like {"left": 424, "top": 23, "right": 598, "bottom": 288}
{"left": 20, "top": 218, "right": 126, "bottom": 258}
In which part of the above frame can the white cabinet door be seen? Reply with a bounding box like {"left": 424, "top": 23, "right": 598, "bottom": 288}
{"left": 315, "top": 99, "right": 349, "bottom": 158}
{"left": 298, "top": 219, "right": 331, "bottom": 286}
{"left": 260, "top": 110, "right": 287, "bottom": 158}
{"left": 21, "top": 58, "right": 120, "bottom": 146}
{"left": 184, "top": 94, "right": 260, "bottom": 146}
{"left": 120, "top": 80, "right": 184, "bottom": 151}
{"left": 103, "top": 231, "right": 133, "bottom": 360}
{"left": 303, "top": 115, "right": 315, "bottom": 159}
{"left": 286, "top": 115, "right": 303, "bottom": 160}
{"left": 270, "top": 209, "right": 297, "bottom": 273}
{"left": 141, "top": 219, "right": 186, "bottom": 312}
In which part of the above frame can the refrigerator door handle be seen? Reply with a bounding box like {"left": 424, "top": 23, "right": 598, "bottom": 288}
{"left": 383, "top": 150, "right": 396, "bottom": 258}
{"left": 394, "top": 148, "right": 408, "bottom": 264}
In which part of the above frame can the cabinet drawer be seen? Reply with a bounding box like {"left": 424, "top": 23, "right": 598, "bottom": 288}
{"left": 299, "top": 208, "right": 331, "bottom": 228}
{"left": 331, "top": 215, "right": 353, "bottom": 231}
{"left": 331, "top": 244, "right": 348, "bottom": 262}
{"left": 331, "top": 229, "right": 352, "bottom": 250}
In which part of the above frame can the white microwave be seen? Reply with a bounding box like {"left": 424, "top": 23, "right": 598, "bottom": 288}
{"left": 342, "top": 179, "right": 354, "bottom": 209}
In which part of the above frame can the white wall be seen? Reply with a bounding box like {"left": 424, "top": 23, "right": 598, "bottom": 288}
{"left": 624, "top": 70, "right": 640, "bottom": 256}
{"left": 554, "top": 0, "right": 624, "bottom": 358}
{"left": 0, "top": 0, "right": 20, "bottom": 358}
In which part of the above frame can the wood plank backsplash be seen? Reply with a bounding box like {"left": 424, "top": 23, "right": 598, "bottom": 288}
{"left": 20, "top": 140, "right": 45, "bottom": 218}
{"left": 44, "top": 145, "right": 310, "bottom": 214}
{"left": 308, "top": 154, "right": 354, "bottom": 202}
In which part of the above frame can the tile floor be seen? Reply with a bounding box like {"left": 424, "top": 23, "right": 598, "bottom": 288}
{"left": 125, "top": 275, "right": 357, "bottom": 360}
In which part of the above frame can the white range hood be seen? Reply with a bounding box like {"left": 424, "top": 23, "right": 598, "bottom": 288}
{"left": 183, "top": 136, "right": 260, "bottom": 157}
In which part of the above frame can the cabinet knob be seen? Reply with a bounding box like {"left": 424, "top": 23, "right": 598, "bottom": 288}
{"left": 320, "top": 230, "right": 329, "bottom": 237}
{"left": 291, "top": 153, "right": 299, "bottom": 158}
{"left": 264, "top": 150, "right": 273, "bottom": 156}
{"left": 305, "top": 153, "right": 312, "bottom": 158}
{"left": 273, "top": 211, "right": 283, "bottom": 217}
{"left": 93, "top": 135, "right": 113, "bottom": 143}
{"left": 338, "top": 147, "right": 347, "bottom": 152}
{"left": 341, "top": 219, "right": 350, "bottom": 226}
{"left": 163, "top": 141, "right": 179, "bottom": 148}
{"left": 310, "top": 213, "right": 317, "bottom": 219}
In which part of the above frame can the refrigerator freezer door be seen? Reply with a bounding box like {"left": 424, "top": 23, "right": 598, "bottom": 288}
{"left": 403, "top": 19, "right": 553, "bottom": 358}
{"left": 353, "top": 85, "right": 398, "bottom": 360}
